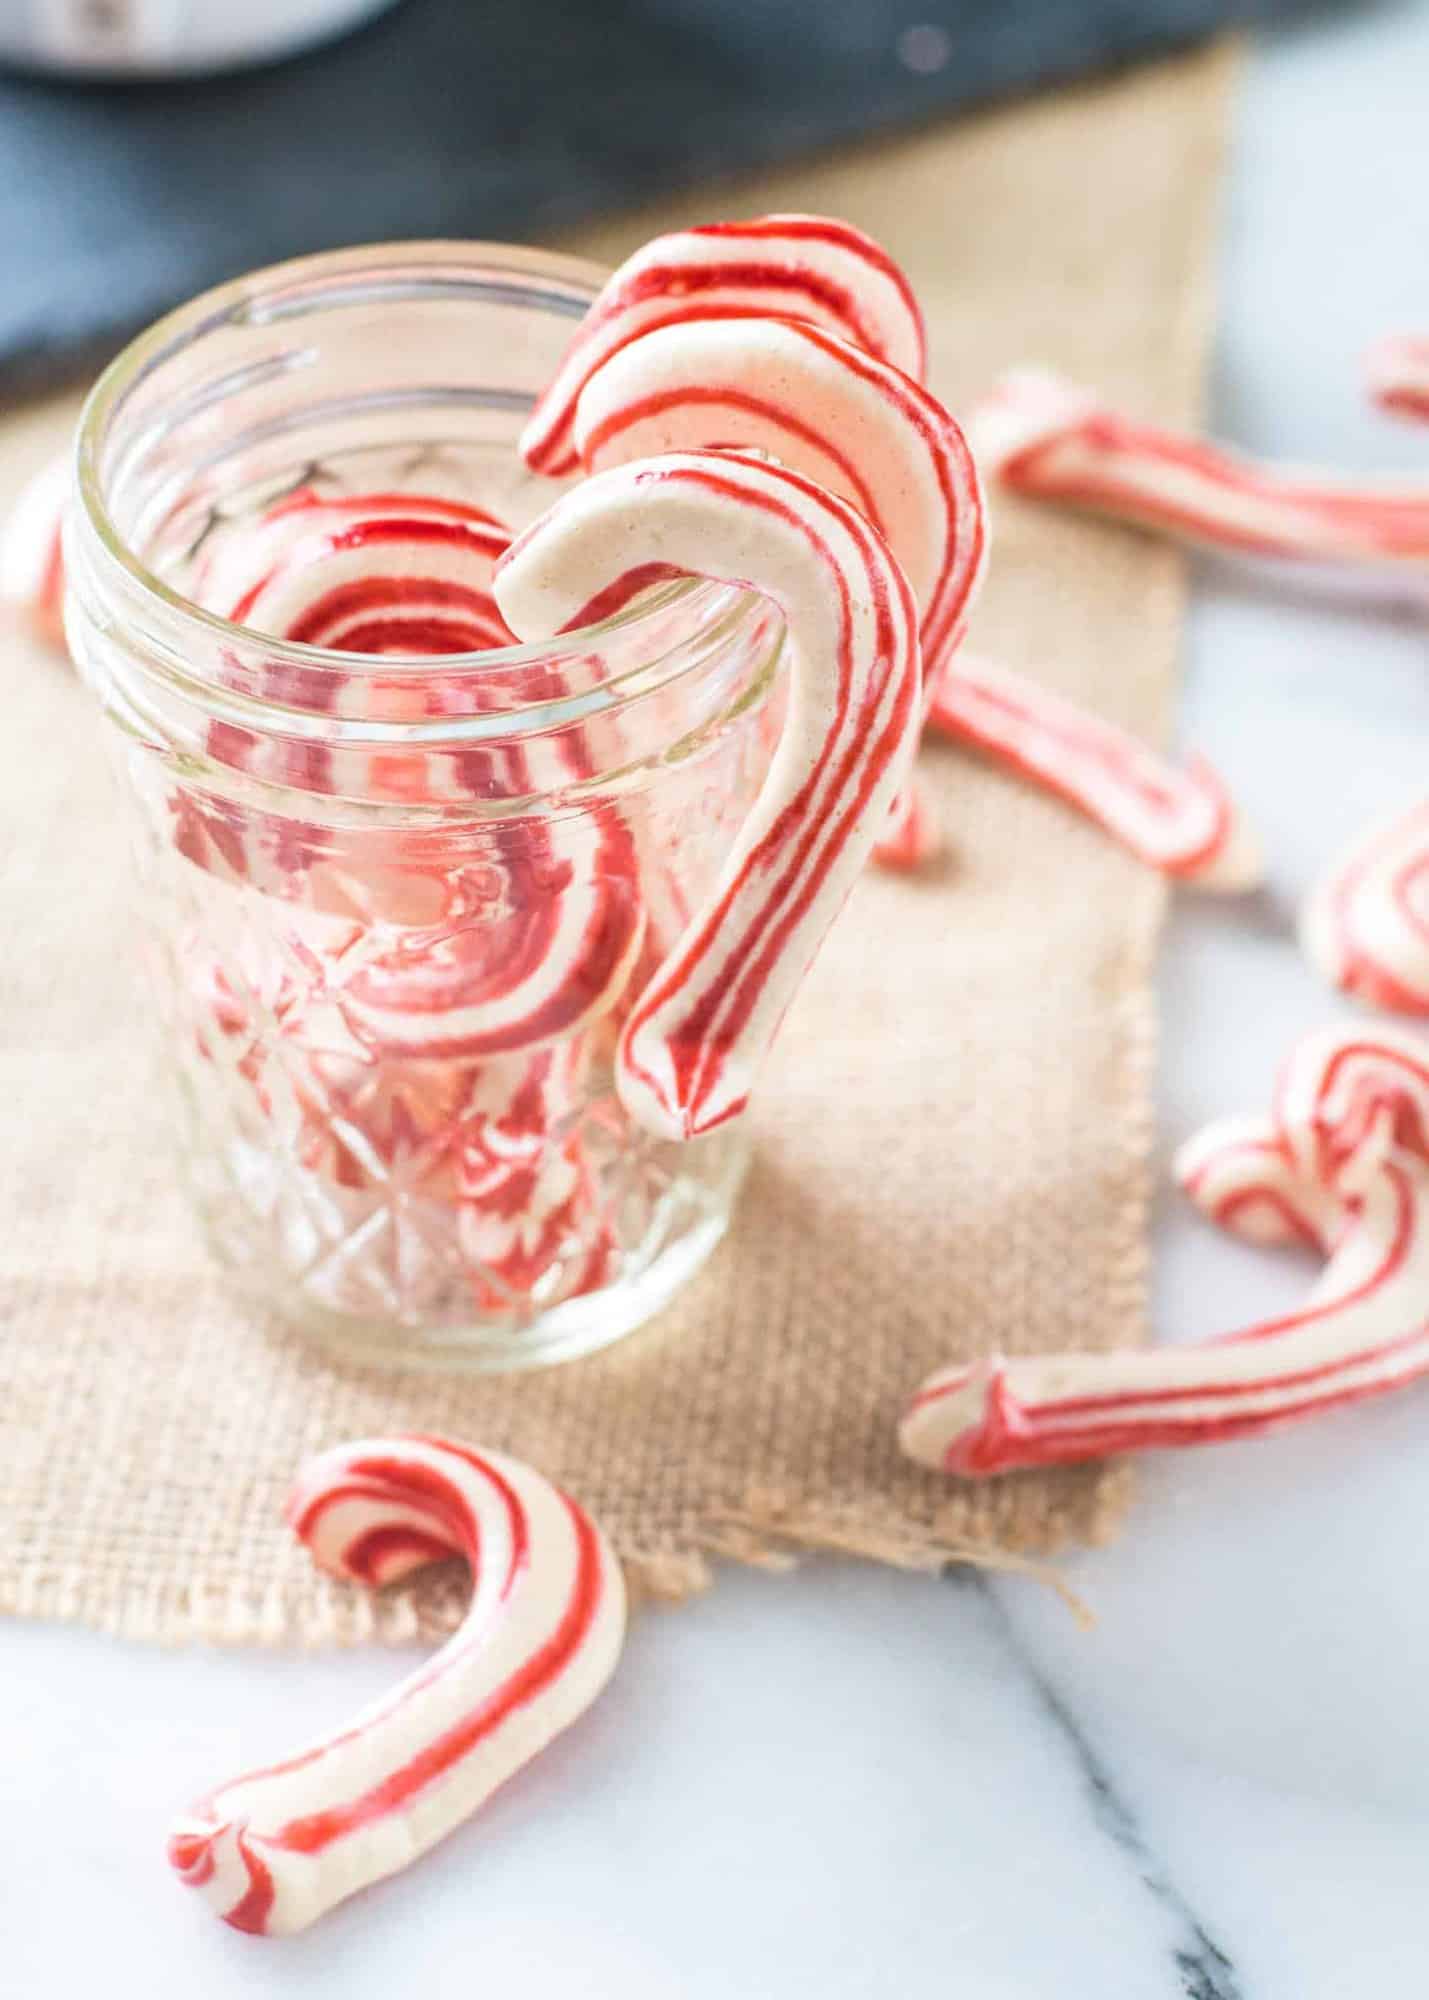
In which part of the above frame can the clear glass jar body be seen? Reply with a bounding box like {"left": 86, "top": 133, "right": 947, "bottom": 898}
{"left": 66, "top": 244, "right": 782, "bottom": 1369}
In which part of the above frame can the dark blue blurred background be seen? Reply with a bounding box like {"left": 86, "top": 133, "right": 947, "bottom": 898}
{"left": 0, "top": 0, "right": 1315, "bottom": 390}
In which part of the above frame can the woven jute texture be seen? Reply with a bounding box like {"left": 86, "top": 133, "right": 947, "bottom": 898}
{"left": 0, "top": 41, "right": 1236, "bottom": 1645}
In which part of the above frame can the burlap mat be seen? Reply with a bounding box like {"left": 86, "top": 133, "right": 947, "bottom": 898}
{"left": 0, "top": 41, "right": 1235, "bottom": 1644}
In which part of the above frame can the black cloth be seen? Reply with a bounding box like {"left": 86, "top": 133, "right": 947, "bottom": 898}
{"left": 0, "top": 0, "right": 1311, "bottom": 390}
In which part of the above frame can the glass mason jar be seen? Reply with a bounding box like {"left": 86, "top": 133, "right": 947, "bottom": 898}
{"left": 66, "top": 243, "right": 784, "bottom": 1370}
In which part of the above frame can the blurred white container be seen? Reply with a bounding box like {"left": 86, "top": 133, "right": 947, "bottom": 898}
{"left": 0, "top": 0, "right": 400, "bottom": 76}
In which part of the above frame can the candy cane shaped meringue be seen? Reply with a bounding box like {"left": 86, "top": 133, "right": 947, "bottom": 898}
{"left": 967, "top": 368, "right": 1429, "bottom": 571}
{"left": 569, "top": 313, "right": 986, "bottom": 672}
{"left": 495, "top": 449, "right": 921, "bottom": 1140}
{"left": 191, "top": 485, "right": 509, "bottom": 627}
{"left": 168, "top": 1436, "right": 626, "bottom": 1936}
{"left": 926, "top": 653, "right": 1260, "bottom": 889}
{"left": 308, "top": 1037, "right": 614, "bottom": 1313}
{"left": 224, "top": 495, "right": 517, "bottom": 654}
{"left": 1, "top": 449, "right": 70, "bottom": 653}
{"left": 1366, "top": 336, "right": 1429, "bottom": 426}
{"left": 209, "top": 964, "right": 612, "bottom": 1310}
{"left": 336, "top": 861, "right": 646, "bottom": 1061}
{"left": 296, "top": 1008, "right": 582, "bottom": 1197}
{"left": 520, "top": 213, "right": 927, "bottom": 478}
{"left": 1302, "top": 797, "right": 1429, "bottom": 1016}
{"left": 322, "top": 680, "right": 646, "bottom": 1058}
{"left": 900, "top": 1027, "right": 1429, "bottom": 1475}
{"left": 199, "top": 491, "right": 647, "bottom": 1051}
{"left": 176, "top": 495, "right": 501, "bottom": 884}
{"left": 200, "top": 488, "right": 518, "bottom": 799}
{"left": 566, "top": 313, "right": 984, "bottom": 879}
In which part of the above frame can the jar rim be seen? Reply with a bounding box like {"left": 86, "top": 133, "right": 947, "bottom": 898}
{"left": 73, "top": 239, "right": 755, "bottom": 719}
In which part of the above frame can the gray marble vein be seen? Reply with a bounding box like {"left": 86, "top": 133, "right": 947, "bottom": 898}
{"left": 975, "top": 1577, "right": 1243, "bottom": 2000}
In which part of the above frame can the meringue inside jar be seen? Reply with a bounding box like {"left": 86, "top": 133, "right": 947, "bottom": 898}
{"left": 67, "top": 243, "right": 782, "bottom": 1368}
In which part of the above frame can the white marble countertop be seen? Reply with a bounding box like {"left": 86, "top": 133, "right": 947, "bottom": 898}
{"left": 8, "top": 6, "right": 1429, "bottom": 1993}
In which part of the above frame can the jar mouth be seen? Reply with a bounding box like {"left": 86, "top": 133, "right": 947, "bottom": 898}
{"left": 73, "top": 239, "right": 757, "bottom": 724}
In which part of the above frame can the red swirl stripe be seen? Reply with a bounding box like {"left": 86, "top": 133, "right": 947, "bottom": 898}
{"left": 640, "top": 469, "right": 909, "bottom": 1132}
{"left": 520, "top": 213, "right": 927, "bottom": 477}
{"left": 583, "top": 379, "right": 888, "bottom": 535}
{"left": 691, "top": 215, "right": 925, "bottom": 363}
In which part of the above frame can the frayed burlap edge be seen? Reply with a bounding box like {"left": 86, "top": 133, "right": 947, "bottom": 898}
{"left": 1, "top": 1477, "right": 1130, "bottom": 1645}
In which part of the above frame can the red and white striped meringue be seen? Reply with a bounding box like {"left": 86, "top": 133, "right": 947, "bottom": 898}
{"left": 1173, "top": 1114, "right": 1340, "bottom": 1252}
{"left": 569, "top": 312, "right": 986, "bottom": 674}
{"left": 298, "top": 1013, "right": 585, "bottom": 1199}
{"left": 194, "top": 947, "right": 611, "bottom": 1311}
{"left": 562, "top": 310, "right": 989, "bottom": 880}
{"left": 321, "top": 1038, "right": 614, "bottom": 1318}
{"left": 168, "top": 1436, "right": 626, "bottom": 1936}
{"left": 543, "top": 250, "right": 1264, "bottom": 894}
{"left": 193, "top": 486, "right": 519, "bottom": 813}
{"left": 1366, "top": 335, "right": 1429, "bottom": 426}
{"left": 520, "top": 213, "right": 927, "bottom": 478}
{"left": 1302, "top": 796, "right": 1429, "bottom": 1016}
{"left": 459, "top": 1118, "right": 615, "bottom": 1314}
{"left": 189, "top": 489, "right": 648, "bottom": 1054}
{"left": 900, "top": 1026, "right": 1429, "bottom": 1476}
{"left": 334, "top": 859, "right": 646, "bottom": 1062}
{"left": 927, "top": 652, "right": 1260, "bottom": 889}
{"left": 222, "top": 492, "right": 516, "bottom": 654}
{"left": 967, "top": 367, "right": 1429, "bottom": 571}
{"left": 495, "top": 447, "right": 921, "bottom": 1141}
{"left": 1, "top": 449, "right": 69, "bottom": 653}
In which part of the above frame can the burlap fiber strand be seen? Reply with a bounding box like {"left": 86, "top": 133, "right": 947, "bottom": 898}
{"left": 0, "top": 41, "right": 1237, "bottom": 1645}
